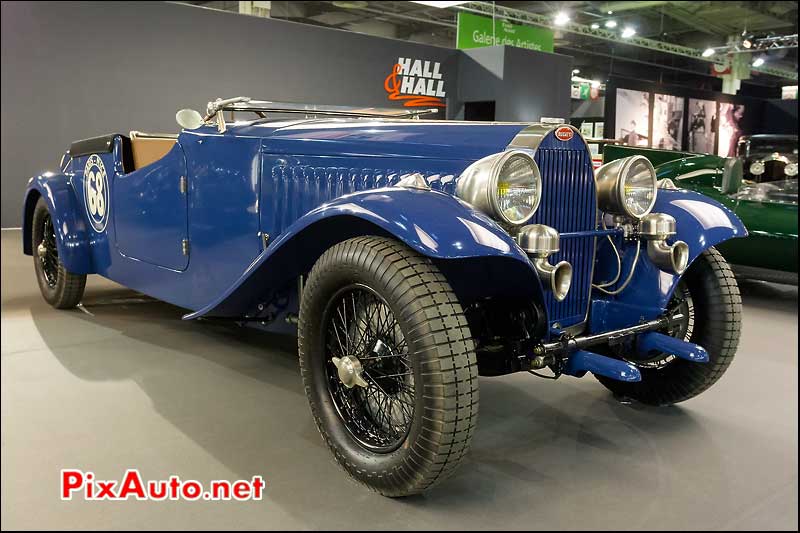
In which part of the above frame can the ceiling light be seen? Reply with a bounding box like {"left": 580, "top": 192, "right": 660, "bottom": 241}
{"left": 409, "top": 1, "right": 468, "bottom": 7}
{"left": 591, "top": 23, "right": 600, "bottom": 29}
{"left": 572, "top": 68, "right": 581, "bottom": 74}
{"left": 554, "top": 11, "right": 570, "bottom": 26}
{"left": 752, "top": 57, "right": 765, "bottom": 67}
{"left": 742, "top": 39, "right": 752, "bottom": 49}
{"left": 621, "top": 27, "right": 636, "bottom": 38}
{"left": 702, "top": 48, "right": 716, "bottom": 57}
{"left": 607, "top": 10, "right": 613, "bottom": 15}
{"left": 604, "top": 20, "right": 617, "bottom": 29}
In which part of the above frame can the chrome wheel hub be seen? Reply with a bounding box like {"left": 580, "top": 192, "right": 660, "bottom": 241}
{"left": 37, "top": 242, "right": 48, "bottom": 256}
{"left": 331, "top": 355, "right": 368, "bottom": 389}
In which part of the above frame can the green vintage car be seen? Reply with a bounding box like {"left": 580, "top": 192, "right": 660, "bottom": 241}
{"left": 604, "top": 144, "right": 798, "bottom": 285}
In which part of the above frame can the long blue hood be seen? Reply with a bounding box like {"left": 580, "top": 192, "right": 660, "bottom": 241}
{"left": 230, "top": 119, "right": 531, "bottom": 161}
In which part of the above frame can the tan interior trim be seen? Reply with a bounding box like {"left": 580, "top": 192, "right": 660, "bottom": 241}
{"left": 129, "top": 131, "right": 177, "bottom": 170}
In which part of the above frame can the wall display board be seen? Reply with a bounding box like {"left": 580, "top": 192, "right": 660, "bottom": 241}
{"left": 653, "top": 94, "right": 685, "bottom": 150}
{"left": 718, "top": 102, "right": 746, "bottom": 157}
{"left": 687, "top": 98, "right": 718, "bottom": 154}
{"left": 593, "top": 122, "right": 604, "bottom": 139}
{"left": 615, "top": 88, "right": 650, "bottom": 146}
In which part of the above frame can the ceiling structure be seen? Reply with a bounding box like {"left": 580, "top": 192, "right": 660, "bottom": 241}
{"left": 182, "top": 1, "right": 799, "bottom": 94}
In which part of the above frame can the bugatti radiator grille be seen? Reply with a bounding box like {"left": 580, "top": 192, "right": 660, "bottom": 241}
{"left": 528, "top": 147, "right": 597, "bottom": 328}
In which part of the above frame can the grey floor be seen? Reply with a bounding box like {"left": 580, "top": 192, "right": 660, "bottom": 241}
{"left": 1, "top": 229, "right": 797, "bottom": 531}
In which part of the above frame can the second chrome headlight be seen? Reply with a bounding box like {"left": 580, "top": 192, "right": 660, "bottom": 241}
{"left": 595, "top": 155, "right": 657, "bottom": 219}
{"left": 456, "top": 150, "right": 542, "bottom": 226}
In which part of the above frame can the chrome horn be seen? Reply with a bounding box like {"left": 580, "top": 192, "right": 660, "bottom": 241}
{"left": 639, "top": 213, "right": 689, "bottom": 275}
{"left": 517, "top": 224, "right": 573, "bottom": 301}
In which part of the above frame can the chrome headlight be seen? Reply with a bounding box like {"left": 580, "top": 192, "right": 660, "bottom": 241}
{"left": 456, "top": 150, "right": 542, "bottom": 226}
{"left": 749, "top": 161, "right": 765, "bottom": 176}
{"left": 595, "top": 155, "right": 657, "bottom": 219}
{"left": 785, "top": 162, "right": 798, "bottom": 177}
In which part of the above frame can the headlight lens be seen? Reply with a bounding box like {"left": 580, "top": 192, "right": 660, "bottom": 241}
{"left": 622, "top": 157, "right": 658, "bottom": 218}
{"left": 750, "top": 161, "right": 765, "bottom": 175}
{"left": 595, "top": 155, "right": 657, "bottom": 219}
{"left": 493, "top": 153, "right": 542, "bottom": 225}
{"left": 456, "top": 150, "right": 542, "bottom": 226}
{"left": 785, "top": 162, "right": 798, "bottom": 177}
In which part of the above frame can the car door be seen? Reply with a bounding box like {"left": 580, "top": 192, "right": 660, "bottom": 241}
{"left": 720, "top": 178, "right": 799, "bottom": 272}
{"left": 113, "top": 139, "right": 189, "bottom": 271}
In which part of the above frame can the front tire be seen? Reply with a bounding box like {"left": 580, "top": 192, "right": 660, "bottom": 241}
{"left": 597, "top": 247, "right": 741, "bottom": 405}
{"left": 298, "top": 236, "right": 479, "bottom": 496}
{"left": 31, "top": 198, "right": 86, "bottom": 309}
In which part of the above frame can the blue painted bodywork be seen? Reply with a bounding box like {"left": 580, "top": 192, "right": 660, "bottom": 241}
{"left": 564, "top": 350, "right": 641, "bottom": 382}
{"left": 22, "top": 117, "right": 746, "bottom": 380}
{"left": 588, "top": 189, "right": 747, "bottom": 333}
{"left": 637, "top": 332, "right": 709, "bottom": 363}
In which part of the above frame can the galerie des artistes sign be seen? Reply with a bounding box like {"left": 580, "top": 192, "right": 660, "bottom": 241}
{"left": 384, "top": 57, "right": 446, "bottom": 108}
{"left": 456, "top": 11, "right": 554, "bottom": 53}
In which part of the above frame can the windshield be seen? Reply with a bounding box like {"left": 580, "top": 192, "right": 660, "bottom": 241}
{"left": 743, "top": 139, "right": 798, "bottom": 157}
{"left": 734, "top": 178, "right": 799, "bottom": 205}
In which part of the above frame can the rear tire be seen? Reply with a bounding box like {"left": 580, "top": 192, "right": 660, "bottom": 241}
{"left": 597, "top": 247, "right": 741, "bottom": 405}
{"left": 298, "top": 236, "right": 479, "bottom": 496}
{"left": 31, "top": 198, "right": 86, "bottom": 309}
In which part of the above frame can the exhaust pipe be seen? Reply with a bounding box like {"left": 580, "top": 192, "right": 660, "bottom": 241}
{"left": 639, "top": 213, "right": 689, "bottom": 275}
{"left": 647, "top": 239, "right": 689, "bottom": 275}
{"left": 532, "top": 257, "right": 573, "bottom": 301}
{"left": 517, "top": 224, "right": 573, "bottom": 301}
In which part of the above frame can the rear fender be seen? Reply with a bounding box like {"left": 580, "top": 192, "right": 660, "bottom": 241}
{"left": 590, "top": 189, "right": 746, "bottom": 332}
{"left": 22, "top": 173, "right": 93, "bottom": 274}
{"left": 185, "top": 188, "right": 545, "bottom": 319}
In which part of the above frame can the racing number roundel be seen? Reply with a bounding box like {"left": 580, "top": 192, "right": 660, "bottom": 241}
{"left": 555, "top": 126, "right": 574, "bottom": 142}
{"left": 84, "top": 154, "right": 109, "bottom": 232}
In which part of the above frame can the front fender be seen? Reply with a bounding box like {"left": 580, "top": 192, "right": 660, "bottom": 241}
{"left": 22, "top": 173, "right": 93, "bottom": 274}
{"left": 590, "top": 188, "right": 746, "bottom": 332}
{"left": 185, "top": 187, "right": 542, "bottom": 319}
{"left": 657, "top": 188, "right": 748, "bottom": 265}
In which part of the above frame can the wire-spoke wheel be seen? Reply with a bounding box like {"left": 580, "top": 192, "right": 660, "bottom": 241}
{"left": 597, "top": 247, "right": 741, "bottom": 405}
{"left": 622, "top": 280, "right": 694, "bottom": 370}
{"left": 31, "top": 198, "right": 86, "bottom": 309}
{"left": 38, "top": 213, "right": 59, "bottom": 289}
{"left": 324, "top": 284, "right": 414, "bottom": 452}
{"left": 299, "top": 236, "right": 478, "bottom": 497}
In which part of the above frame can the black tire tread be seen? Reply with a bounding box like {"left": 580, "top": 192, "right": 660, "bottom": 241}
{"left": 298, "top": 236, "right": 478, "bottom": 496}
{"left": 31, "top": 198, "right": 86, "bottom": 309}
{"left": 596, "top": 247, "right": 741, "bottom": 405}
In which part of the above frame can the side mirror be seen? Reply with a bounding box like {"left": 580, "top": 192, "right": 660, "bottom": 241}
{"left": 176, "top": 109, "right": 204, "bottom": 130}
{"left": 720, "top": 157, "right": 743, "bottom": 195}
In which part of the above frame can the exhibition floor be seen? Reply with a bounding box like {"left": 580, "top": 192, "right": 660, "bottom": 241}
{"left": 1, "top": 229, "right": 797, "bottom": 530}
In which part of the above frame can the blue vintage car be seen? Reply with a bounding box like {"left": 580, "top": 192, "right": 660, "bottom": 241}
{"left": 23, "top": 97, "right": 746, "bottom": 496}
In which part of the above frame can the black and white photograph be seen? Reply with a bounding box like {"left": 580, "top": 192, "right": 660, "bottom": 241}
{"left": 688, "top": 98, "right": 718, "bottom": 154}
{"left": 615, "top": 88, "right": 651, "bottom": 146}
{"left": 653, "top": 93, "right": 685, "bottom": 150}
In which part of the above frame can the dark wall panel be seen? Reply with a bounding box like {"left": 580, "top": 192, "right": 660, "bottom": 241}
{"left": 761, "top": 99, "right": 799, "bottom": 134}
{"left": 1, "top": 1, "right": 461, "bottom": 226}
{"left": 1, "top": 1, "right": 572, "bottom": 227}
{"left": 452, "top": 46, "right": 571, "bottom": 123}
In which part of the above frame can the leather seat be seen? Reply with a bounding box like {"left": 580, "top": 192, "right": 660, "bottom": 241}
{"left": 129, "top": 131, "right": 177, "bottom": 170}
